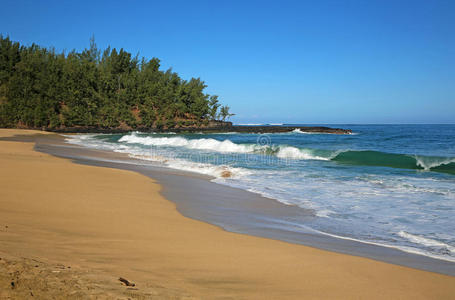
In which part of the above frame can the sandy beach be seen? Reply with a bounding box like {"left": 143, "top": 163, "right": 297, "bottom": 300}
{"left": 1, "top": 129, "right": 455, "bottom": 299}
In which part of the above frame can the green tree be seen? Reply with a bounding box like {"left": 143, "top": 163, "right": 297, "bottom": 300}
{"left": 0, "top": 36, "right": 232, "bottom": 130}
{"left": 208, "top": 95, "right": 220, "bottom": 120}
{"left": 219, "top": 105, "right": 235, "bottom": 121}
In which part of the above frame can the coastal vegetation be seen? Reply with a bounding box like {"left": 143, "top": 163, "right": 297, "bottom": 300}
{"left": 0, "top": 36, "right": 233, "bottom": 130}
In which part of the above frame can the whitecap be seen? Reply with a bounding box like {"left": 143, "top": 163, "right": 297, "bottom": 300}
{"left": 414, "top": 155, "right": 455, "bottom": 170}
{"left": 118, "top": 133, "right": 257, "bottom": 153}
{"left": 276, "top": 146, "right": 330, "bottom": 160}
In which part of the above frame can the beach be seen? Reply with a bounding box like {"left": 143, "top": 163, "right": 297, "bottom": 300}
{"left": 1, "top": 129, "right": 455, "bottom": 299}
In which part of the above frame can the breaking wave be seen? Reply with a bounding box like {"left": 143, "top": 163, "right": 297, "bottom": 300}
{"left": 275, "top": 146, "right": 331, "bottom": 160}
{"left": 331, "top": 150, "right": 455, "bottom": 175}
{"left": 117, "top": 133, "right": 455, "bottom": 174}
{"left": 119, "top": 134, "right": 258, "bottom": 153}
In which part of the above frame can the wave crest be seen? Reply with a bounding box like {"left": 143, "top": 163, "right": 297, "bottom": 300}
{"left": 276, "top": 146, "right": 330, "bottom": 160}
{"left": 331, "top": 150, "right": 455, "bottom": 174}
{"left": 117, "top": 133, "right": 455, "bottom": 174}
{"left": 415, "top": 156, "right": 455, "bottom": 171}
{"left": 119, "top": 133, "right": 256, "bottom": 153}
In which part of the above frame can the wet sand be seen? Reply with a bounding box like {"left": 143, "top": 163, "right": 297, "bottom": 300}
{"left": 35, "top": 137, "right": 455, "bottom": 276}
{"left": 1, "top": 129, "right": 455, "bottom": 299}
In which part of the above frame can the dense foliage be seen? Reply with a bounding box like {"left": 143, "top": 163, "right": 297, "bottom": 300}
{"left": 0, "top": 36, "right": 233, "bottom": 130}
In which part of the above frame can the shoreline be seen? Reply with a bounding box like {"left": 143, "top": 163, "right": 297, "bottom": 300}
{"left": 1, "top": 129, "right": 455, "bottom": 299}
{"left": 34, "top": 133, "right": 455, "bottom": 276}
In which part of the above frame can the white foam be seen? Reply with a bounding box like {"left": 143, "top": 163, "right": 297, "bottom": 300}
{"left": 313, "top": 228, "right": 455, "bottom": 262}
{"left": 119, "top": 133, "right": 257, "bottom": 153}
{"left": 120, "top": 133, "right": 339, "bottom": 161}
{"left": 276, "top": 146, "right": 329, "bottom": 160}
{"left": 67, "top": 133, "right": 336, "bottom": 161}
{"left": 214, "top": 173, "right": 455, "bottom": 262}
{"left": 291, "top": 128, "right": 330, "bottom": 135}
{"left": 315, "top": 209, "right": 335, "bottom": 218}
{"left": 64, "top": 134, "right": 122, "bottom": 151}
{"left": 64, "top": 134, "right": 98, "bottom": 142}
{"left": 415, "top": 155, "right": 455, "bottom": 170}
{"left": 216, "top": 132, "right": 240, "bottom": 134}
{"left": 291, "top": 129, "right": 305, "bottom": 134}
{"left": 127, "top": 151, "right": 252, "bottom": 179}
{"left": 398, "top": 231, "right": 455, "bottom": 254}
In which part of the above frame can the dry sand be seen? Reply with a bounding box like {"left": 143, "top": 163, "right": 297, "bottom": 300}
{"left": 0, "top": 128, "right": 454, "bottom": 299}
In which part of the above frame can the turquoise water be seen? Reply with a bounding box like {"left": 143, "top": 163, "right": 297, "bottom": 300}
{"left": 66, "top": 125, "right": 455, "bottom": 262}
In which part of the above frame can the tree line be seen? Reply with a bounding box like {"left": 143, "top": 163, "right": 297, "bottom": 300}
{"left": 0, "top": 36, "right": 234, "bottom": 130}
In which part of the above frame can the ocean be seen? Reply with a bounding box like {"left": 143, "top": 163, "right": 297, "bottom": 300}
{"left": 65, "top": 124, "right": 455, "bottom": 262}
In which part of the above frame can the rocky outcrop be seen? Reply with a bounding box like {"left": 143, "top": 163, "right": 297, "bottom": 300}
{"left": 29, "top": 122, "right": 351, "bottom": 135}
{"left": 171, "top": 125, "right": 351, "bottom": 134}
{"left": 232, "top": 126, "right": 351, "bottom": 134}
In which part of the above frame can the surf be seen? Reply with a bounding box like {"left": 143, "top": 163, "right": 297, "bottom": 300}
{"left": 63, "top": 126, "right": 455, "bottom": 263}
{"left": 116, "top": 133, "right": 455, "bottom": 175}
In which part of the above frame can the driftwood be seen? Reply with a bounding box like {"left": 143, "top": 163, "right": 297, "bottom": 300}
{"left": 118, "top": 277, "right": 136, "bottom": 287}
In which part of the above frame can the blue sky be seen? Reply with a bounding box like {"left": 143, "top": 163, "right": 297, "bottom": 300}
{"left": 1, "top": 0, "right": 454, "bottom": 124}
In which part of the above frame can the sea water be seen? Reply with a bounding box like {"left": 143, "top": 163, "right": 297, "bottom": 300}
{"left": 66, "top": 124, "right": 455, "bottom": 262}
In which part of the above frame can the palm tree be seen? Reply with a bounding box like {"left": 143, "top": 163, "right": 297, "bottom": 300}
{"left": 219, "top": 105, "right": 235, "bottom": 121}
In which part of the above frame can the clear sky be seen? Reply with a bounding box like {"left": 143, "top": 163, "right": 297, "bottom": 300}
{"left": 1, "top": 0, "right": 454, "bottom": 124}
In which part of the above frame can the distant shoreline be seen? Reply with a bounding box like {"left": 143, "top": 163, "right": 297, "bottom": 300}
{"left": 3, "top": 124, "right": 352, "bottom": 135}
